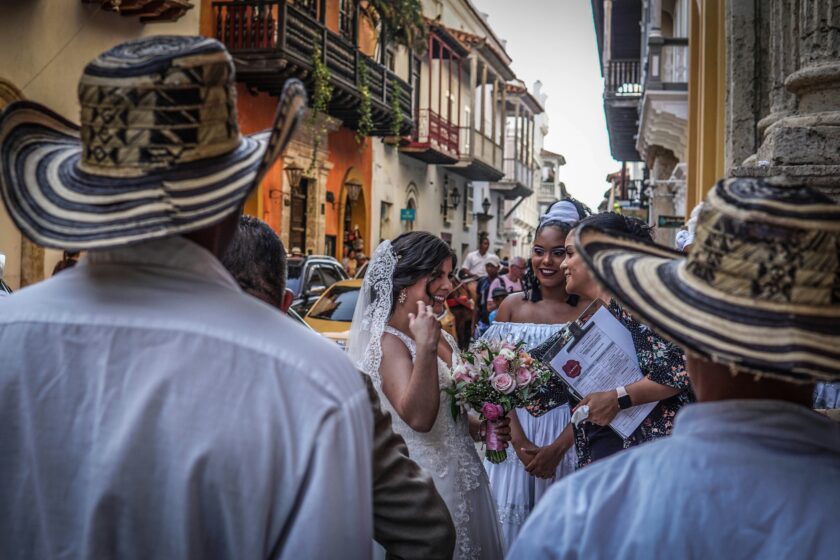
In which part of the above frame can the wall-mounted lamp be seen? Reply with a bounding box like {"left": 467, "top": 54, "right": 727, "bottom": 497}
{"left": 326, "top": 191, "right": 336, "bottom": 209}
{"left": 344, "top": 179, "right": 363, "bottom": 202}
{"left": 481, "top": 197, "right": 492, "bottom": 215}
{"left": 284, "top": 162, "right": 304, "bottom": 189}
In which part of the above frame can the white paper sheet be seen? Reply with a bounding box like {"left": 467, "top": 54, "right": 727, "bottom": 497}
{"left": 547, "top": 305, "right": 655, "bottom": 439}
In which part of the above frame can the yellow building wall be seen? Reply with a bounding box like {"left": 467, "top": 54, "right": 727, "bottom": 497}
{"left": 686, "top": 0, "right": 726, "bottom": 216}
{"left": 0, "top": 1, "right": 201, "bottom": 289}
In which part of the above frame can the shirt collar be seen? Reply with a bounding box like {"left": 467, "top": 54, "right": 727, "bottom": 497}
{"left": 84, "top": 236, "right": 241, "bottom": 292}
{"left": 674, "top": 399, "right": 840, "bottom": 455}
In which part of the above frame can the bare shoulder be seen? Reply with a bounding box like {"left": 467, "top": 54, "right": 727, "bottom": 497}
{"left": 496, "top": 292, "right": 527, "bottom": 322}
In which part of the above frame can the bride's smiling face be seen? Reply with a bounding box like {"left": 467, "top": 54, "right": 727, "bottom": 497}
{"left": 404, "top": 257, "right": 455, "bottom": 313}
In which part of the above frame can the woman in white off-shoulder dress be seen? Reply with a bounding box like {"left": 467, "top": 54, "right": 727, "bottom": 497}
{"left": 349, "top": 232, "right": 505, "bottom": 560}
{"left": 482, "top": 199, "right": 591, "bottom": 552}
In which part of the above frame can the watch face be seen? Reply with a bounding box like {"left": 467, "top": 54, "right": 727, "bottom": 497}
{"left": 618, "top": 395, "right": 632, "bottom": 410}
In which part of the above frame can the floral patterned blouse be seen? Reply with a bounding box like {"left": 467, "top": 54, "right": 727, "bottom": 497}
{"left": 529, "top": 299, "right": 693, "bottom": 468}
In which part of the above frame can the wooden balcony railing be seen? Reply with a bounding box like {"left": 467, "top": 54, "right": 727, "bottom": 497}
{"left": 414, "top": 109, "right": 459, "bottom": 156}
{"left": 212, "top": 0, "right": 412, "bottom": 136}
{"left": 605, "top": 59, "right": 642, "bottom": 97}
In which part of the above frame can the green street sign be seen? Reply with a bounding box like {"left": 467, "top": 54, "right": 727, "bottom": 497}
{"left": 400, "top": 208, "right": 416, "bottom": 221}
{"left": 658, "top": 215, "right": 685, "bottom": 228}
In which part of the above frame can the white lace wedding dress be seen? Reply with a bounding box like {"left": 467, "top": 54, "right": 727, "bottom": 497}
{"left": 481, "top": 322, "right": 577, "bottom": 553}
{"left": 378, "top": 326, "right": 504, "bottom": 560}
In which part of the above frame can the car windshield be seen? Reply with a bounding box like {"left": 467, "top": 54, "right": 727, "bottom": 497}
{"left": 307, "top": 285, "right": 359, "bottom": 322}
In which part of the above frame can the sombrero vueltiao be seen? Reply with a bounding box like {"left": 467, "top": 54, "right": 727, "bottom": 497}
{"left": 0, "top": 35, "right": 306, "bottom": 250}
{"left": 575, "top": 178, "right": 840, "bottom": 384}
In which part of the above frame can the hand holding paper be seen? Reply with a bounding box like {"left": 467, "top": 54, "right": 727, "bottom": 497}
{"left": 578, "top": 390, "right": 621, "bottom": 426}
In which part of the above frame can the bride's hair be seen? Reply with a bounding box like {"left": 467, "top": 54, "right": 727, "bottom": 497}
{"left": 387, "top": 231, "right": 456, "bottom": 315}
{"left": 524, "top": 198, "right": 590, "bottom": 303}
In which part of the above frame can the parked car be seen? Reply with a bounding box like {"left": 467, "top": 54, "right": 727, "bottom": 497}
{"left": 286, "top": 255, "right": 348, "bottom": 316}
{"left": 304, "top": 278, "right": 458, "bottom": 351}
{"left": 0, "top": 254, "right": 11, "bottom": 297}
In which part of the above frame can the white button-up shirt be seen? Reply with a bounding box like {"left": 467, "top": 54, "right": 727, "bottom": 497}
{"left": 0, "top": 236, "right": 373, "bottom": 559}
{"left": 509, "top": 400, "right": 840, "bottom": 559}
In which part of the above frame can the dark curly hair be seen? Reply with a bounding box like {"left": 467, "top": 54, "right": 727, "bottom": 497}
{"left": 523, "top": 198, "right": 591, "bottom": 303}
{"left": 575, "top": 212, "right": 655, "bottom": 243}
{"left": 387, "top": 231, "right": 456, "bottom": 315}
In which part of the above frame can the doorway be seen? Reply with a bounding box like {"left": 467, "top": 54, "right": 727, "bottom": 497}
{"left": 290, "top": 178, "right": 309, "bottom": 253}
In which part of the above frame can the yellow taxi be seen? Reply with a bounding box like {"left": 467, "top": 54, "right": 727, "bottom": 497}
{"left": 304, "top": 278, "right": 458, "bottom": 350}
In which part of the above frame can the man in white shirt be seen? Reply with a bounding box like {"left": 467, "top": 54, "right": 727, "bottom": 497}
{"left": 489, "top": 255, "right": 525, "bottom": 295}
{"left": 510, "top": 178, "right": 840, "bottom": 558}
{"left": 461, "top": 236, "right": 495, "bottom": 277}
{"left": 0, "top": 37, "right": 374, "bottom": 559}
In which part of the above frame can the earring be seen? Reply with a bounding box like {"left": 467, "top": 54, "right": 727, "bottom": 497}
{"left": 398, "top": 288, "right": 407, "bottom": 305}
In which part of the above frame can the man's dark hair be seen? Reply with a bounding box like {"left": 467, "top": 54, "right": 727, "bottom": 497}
{"left": 221, "top": 215, "right": 287, "bottom": 308}
{"left": 575, "top": 212, "right": 654, "bottom": 242}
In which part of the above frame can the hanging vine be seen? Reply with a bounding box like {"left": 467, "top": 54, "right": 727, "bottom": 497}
{"left": 389, "top": 79, "right": 403, "bottom": 138}
{"left": 356, "top": 60, "right": 374, "bottom": 143}
{"left": 362, "top": 0, "right": 426, "bottom": 53}
{"left": 309, "top": 44, "right": 333, "bottom": 173}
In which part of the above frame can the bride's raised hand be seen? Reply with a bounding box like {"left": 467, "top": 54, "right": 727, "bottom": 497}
{"left": 408, "top": 300, "right": 441, "bottom": 352}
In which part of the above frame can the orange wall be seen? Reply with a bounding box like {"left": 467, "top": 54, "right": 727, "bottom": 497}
{"left": 327, "top": 128, "right": 372, "bottom": 256}
{"left": 235, "top": 83, "right": 285, "bottom": 233}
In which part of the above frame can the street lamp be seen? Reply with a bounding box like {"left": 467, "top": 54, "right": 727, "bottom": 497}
{"left": 284, "top": 162, "right": 304, "bottom": 189}
{"left": 481, "top": 197, "right": 491, "bottom": 215}
{"left": 449, "top": 186, "right": 461, "bottom": 209}
{"left": 344, "top": 179, "right": 363, "bottom": 202}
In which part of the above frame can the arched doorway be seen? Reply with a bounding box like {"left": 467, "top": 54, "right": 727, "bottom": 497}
{"left": 339, "top": 170, "right": 368, "bottom": 260}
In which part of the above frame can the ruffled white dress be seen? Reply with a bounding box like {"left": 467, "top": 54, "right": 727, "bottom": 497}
{"left": 378, "top": 327, "right": 504, "bottom": 560}
{"left": 481, "top": 322, "right": 577, "bottom": 553}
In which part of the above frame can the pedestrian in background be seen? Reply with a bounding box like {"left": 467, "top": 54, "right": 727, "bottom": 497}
{"left": 51, "top": 250, "right": 80, "bottom": 275}
{"left": 490, "top": 255, "right": 526, "bottom": 295}
{"left": 461, "top": 236, "right": 495, "bottom": 278}
{"left": 475, "top": 253, "right": 501, "bottom": 336}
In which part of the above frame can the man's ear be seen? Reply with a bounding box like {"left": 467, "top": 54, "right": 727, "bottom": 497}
{"left": 281, "top": 288, "right": 294, "bottom": 313}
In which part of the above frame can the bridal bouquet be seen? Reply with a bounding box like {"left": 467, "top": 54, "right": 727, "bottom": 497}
{"left": 445, "top": 340, "right": 553, "bottom": 463}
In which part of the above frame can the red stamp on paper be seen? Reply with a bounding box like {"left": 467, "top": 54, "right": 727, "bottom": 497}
{"left": 562, "top": 359, "right": 582, "bottom": 378}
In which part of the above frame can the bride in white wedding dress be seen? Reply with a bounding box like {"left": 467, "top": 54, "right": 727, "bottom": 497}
{"left": 348, "top": 231, "right": 505, "bottom": 560}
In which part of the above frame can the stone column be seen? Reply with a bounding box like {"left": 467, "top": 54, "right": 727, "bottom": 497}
{"left": 755, "top": 0, "right": 799, "bottom": 137}
{"left": 736, "top": 0, "right": 840, "bottom": 198}
{"left": 647, "top": 146, "right": 679, "bottom": 247}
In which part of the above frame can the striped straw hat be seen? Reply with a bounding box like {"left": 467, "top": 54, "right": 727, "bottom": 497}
{"left": 0, "top": 35, "right": 306, "bottom": 250}
{"left": 575, "top": 177, "right": 840, "bottom": 383}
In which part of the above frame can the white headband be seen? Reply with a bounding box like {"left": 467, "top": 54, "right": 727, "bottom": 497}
{"left": 539, "top": 200, "right": 580, "bottom": 227}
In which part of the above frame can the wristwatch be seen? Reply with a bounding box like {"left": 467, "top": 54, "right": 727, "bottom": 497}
{"left": 616, "top": 386, "right": 632, "bottom": 410}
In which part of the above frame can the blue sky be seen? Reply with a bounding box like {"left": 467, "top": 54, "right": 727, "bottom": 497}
{"left": 473, "top": 0, "right": 620, "bottom": 210}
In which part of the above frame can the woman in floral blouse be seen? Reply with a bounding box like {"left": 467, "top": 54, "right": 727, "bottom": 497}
{"left": 531, "top": 213, "right": 693, "bottom": 467}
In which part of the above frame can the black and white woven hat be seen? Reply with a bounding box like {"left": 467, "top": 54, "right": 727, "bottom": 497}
{"left": 575, "top": 178, "right": 840, "bottom": 383}
{"left": 0, "top": 35, "right": 306, "bottom": 250}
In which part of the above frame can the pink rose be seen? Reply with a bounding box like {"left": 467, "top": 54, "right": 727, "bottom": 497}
{"left": 491, "top": 372, "right": 516, "bottom": 394}
{"left": 481, "top": 402, "right": 504, "bottom": 421}
{"left": 492, "top": 355, "right": 509, "bottom": 375}
{"left": 516, "top": 367, "right": 533, "bottom": 386}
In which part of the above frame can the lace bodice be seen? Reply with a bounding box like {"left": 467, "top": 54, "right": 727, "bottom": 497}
{"left": 378, "top": 326, "right": 489, "bottom": 560}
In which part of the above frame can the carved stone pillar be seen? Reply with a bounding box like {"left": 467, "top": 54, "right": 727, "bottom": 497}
{"left": 733, "top": 0, "right": 840, "bottom": 199}
{"left": 755, "top": 0, "right": 799, "bottom": 136}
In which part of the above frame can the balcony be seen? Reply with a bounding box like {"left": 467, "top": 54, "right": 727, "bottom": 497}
{"left": 400, "top": 109, "right": 459, "bottom": 164}
{"left": 603, "top": 58, "right": 642, "bottom": 161}
{"left": 447, "top": 127, "right": 504, "bottom": 181}
{"left": 539, "top": 182, "right": 557, "bottom": 199}
{"left": 212, "top": 0, "right": 412, "bottom": 136}
{"left": 491, "top": 158, "right": 534, "bottom": 200}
